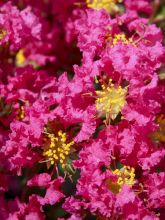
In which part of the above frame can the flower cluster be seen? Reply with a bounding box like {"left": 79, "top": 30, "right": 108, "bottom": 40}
{"left": 0, "top": 0, "right": 165, "bottom": 219}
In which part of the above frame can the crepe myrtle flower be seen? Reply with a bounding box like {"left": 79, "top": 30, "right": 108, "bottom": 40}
{"left": 0, "top": 0, "right": 164, "bottom": 219}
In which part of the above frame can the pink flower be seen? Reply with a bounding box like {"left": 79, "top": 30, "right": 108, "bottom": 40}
{"left": 7, "top": 196, "right": 45, "bottom": 220}
{"left": 143, "top": 172, "right": 165, "bottom": 209}
{"left": 0, "top": 1, "right": 164, "bottom": 219}
{"left": 74, "top": 9, "right": 110, "bottom": 56}
{"left": 125, "top": 0, "right": 153, "bottom": 15}
{"left": 28, "top": 175, "right": 64, "bottom": 206}
{"left": 0, "top": 2, "right": 41, "bottom": 50}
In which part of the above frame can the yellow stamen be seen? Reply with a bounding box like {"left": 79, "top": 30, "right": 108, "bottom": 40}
{"left": 95, "top": 79, "right": 127, "bottom": 121}
{"left": 86, "top": 0, "right": 122, "bottom": 14}
{"left": 17, "top": 105, "right": 25, "bottom": 120}
{"left": 106, "top": 33, "right": 136, "bottom": 48}
{"left": 107, "top": 165, "right": 135, "bottom": 193}
{"left": 43, "top": 130, "right": 74, "bottom": 169}
{"left": 0, "top": 29, "right": 7, "bottom": 40}
{"left": 16, "top": 49, "right": 26, "bottom": 66}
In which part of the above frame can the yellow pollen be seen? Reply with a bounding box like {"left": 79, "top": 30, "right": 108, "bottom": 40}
{"left": 95, "top": 79, "right": 127, "bottom": 121}
{"left": 43, "top": 130, "right": 74, "bottom": 169}
{"left": 86, "top": 0, "right": 122, "bottom": 14}
{"left": 106, "top": 33, "right": 136, "bottom": 48}
{"left": 0, "top": 29, "right": 7, "bottom": 40}
{"left": 16, "top": 49, "right": 26, "bottom": 66}
{"left": 17, "top": 105, "right": 25, "bottom": 120}
{"left": 107, "top": 166, "right": 135, "bottom": 193}
{"left": 113, "top": 166, "right": 135, "bottom": 187}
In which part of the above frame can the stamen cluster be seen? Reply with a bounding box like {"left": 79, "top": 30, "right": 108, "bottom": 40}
{"left": 95, "top": 79, "right": 127, "bottom": 121}
{"left": 113, "top": 166, "right": 135, "bottom": 187}
{"left": 86, "top": 0, "right": 122, "bottom": 13}
{"left": 43, "top": 130, "right": 74, "bottom": 168}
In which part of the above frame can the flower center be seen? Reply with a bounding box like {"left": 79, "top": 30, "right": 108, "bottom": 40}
{"left": 43, "top": 129, "right": 74, "bottom": 169}
{"left": 113, "top": 166, "right": 135, "bottom": 187}
{"left": 0, "top": 28, "right": 6, "bottom": 40}
{"left": 95, "top": 79, "right": 127, "bottom": 121}
{"left": 107, "top": 166, "right": 135, "bottom": 193}
{"left": 17, "top": 105, "right": 25, "bottom": 120}
{"left": 16, "top": 49, "right": 26, "bottom": 66}
{"left": 86, "top": 0, "right": 122, "bottom": 13}
{"left": 106, "top": 33, "right": 136, "bottom": 47}
{"left": 16, "top": 101, "right": 28, "bottom": 120}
